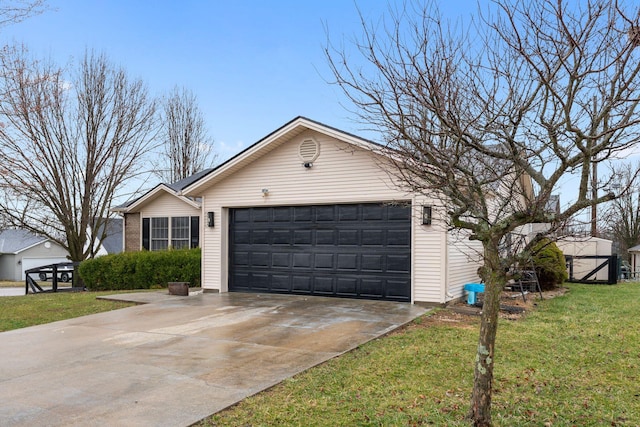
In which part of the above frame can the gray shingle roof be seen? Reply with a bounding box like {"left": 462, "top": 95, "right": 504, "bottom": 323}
{"left": 96, "top": 218, "right": 123, "bottom": 254}
{"left": 0, "top": 229, "right": 47, "bottom": 253}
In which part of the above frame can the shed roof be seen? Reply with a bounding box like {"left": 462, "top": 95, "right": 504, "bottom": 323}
{"left": 628, "top": 244, "right": 640, "bottom": 252}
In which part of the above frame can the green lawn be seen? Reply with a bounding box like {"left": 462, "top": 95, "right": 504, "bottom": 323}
{"left": 199, "top": 283, "right": 640, "bottom": 426}
{"left": 0, "top": 291, "right": 134, "bottom": 332}
{"left": 2, "top": 282, "right": 638, "bottom": 425}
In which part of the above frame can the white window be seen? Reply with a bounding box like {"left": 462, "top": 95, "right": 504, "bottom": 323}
{"left": 151, "top": 217, "right": 169, "bottom": 250}
{"left": 143, "top": 216, "right": 199, "bottom": 251}
{"left": 171, "top": 216, "right": 190, "bottom": 249}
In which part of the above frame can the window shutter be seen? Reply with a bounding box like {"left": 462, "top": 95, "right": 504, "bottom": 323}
{"left": 190, "top": 216, "right": 200, "bottom": 248}
{"left": 142, "top": 218, "right": 150, "bottom": 250}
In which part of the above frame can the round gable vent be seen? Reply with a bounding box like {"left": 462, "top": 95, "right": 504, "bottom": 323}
{"left": 298, "top": 138, "right": 320, "bottom": 163}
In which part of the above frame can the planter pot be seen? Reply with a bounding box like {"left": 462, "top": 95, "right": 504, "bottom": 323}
{"left": 168, "top": 282, "right": 189, "bottom": 296}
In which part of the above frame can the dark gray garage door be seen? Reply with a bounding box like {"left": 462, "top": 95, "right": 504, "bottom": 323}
{"left": 229, "top": 203, "right": 411, "bottom": 302}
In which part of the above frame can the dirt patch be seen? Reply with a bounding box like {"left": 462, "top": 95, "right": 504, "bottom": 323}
{"left": 408, "top": 287, "right": 568, "bottom": 331}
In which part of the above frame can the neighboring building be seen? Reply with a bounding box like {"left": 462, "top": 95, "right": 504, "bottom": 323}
{"left": 179, "top": 116, "right": 487, "bottom": 304}
{"left": 557, "top": 236, "right": 613, "bottom": 282}
{"left": 112, "top": 169, "right": 212, "bottom": 252}
{"left": 0, "top": 229, "right": 70, "bottom": 281}
{"left": 91, "top": 218, "right": 124, "bottom": 256}
{"left": 627, "top": 244, "right": 640, "bottom": 276}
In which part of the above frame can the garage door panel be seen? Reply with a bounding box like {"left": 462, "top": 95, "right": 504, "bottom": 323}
{"left": 253, "top": 230, "right": 270, "bottom": 244}
{"left": 363, "top": 205, "right": 384, "bottom": 220}
{"left": 252, "top": 208, "right": 270, "bottom": 222}
{"left": 272, "top": 253, "right": 290, "bottom": 268}
{"left": 229, "top": 203, "right": 411, "bottom": 302}
{"left": 338, "top": 205, "right": 358, "bottom": 221}
{"left": 271, "top": 274, "right": 291, "bottom": 291}
{"left": 338, "top": 230, "right": 358, "bottom": 245}
{"left": 252, "top": 252, "right": 270, "bottom": 267}
{"left": 294, "top": 206, "right": 312, "bottom": 221}
{"left": 362, "top": 254, "right": 383, "bottom": 271}
{"left": 388, "top": 205, "right": 411, "bottom": 220}
{"left": 230, "top": 272, "right": 251, "bottom": 291}
{"left": 386, "top": 279, "right": 411, "bottom": 298}
{"left": 360, "top": 278, "right": 385, "bottom": 298}
{"left": 314, "top": 253, "right": 334, "bottom": 269}
{"left": 252, "top": 273, "right": 270, "bottom": 290}
{"left": 233, "top": 252, "right": 249, "bottom": 267}
{"left": 273, "top": 207, "right": 291, "bottom": 222}
{"left": 272, "top": 230, "right": 291, "bottom": 245}
{"left": 294, "top": 230, "right": 312, "bottom": 245}
{"left": 362, "top": 230, "right": 384, "bottom": 246}
{"left": 314, "top": 276, "right": 334, "bottom": 294}
{"left": 387, "top": 229, "right": 410, "bottom": 246}
{"left": 316, "top": 229, "right": 335, "bottom": 245}
{"left": 292, "top": 276, "right": 312, "bottom": 292}
{"left": 337, "top": 254, "right": 358, "bottom": 270}
{"left": 337, "top": 278, "right": 358, "bottom": 295}
{"left": 387, "top": 254, "right": 411, "bottom": 272}
{"left": 316, "top": 205, "right": 335, "bottom": 221}
{"left": 293, "top": 253, "right": 312, "bottom": 268}
{"left": 233, "top": 230, "right": 250, "bottom": 244}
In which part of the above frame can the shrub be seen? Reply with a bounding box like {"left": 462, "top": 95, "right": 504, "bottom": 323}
{"left": 531, "top": 239, "right": 568, "bottom": 290}
{"left": 79, "top": 248, "right": 201, "bottom": 291}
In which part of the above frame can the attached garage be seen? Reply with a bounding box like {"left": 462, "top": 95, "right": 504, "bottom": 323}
{"left": 229, "top": 203, "right": 411, "bottom": 301}
{"left": 181, "top": 117, "right": 484, "bottom": 304}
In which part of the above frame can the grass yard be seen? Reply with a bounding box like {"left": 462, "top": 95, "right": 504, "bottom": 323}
{"left": 199, "top": 283, "right": 640, "bottom": 426}
{"left": 0, "top": 291, "right": 135, "bottom": 332}
{"left": 0, "top": 280, "right": 23, "bottom": 288}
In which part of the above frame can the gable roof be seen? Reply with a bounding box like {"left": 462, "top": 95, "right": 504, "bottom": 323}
{"left": 95, "top": 218, "right": 123, "bottom": 254}
{"left": 181, "top": 116, "right": 383, "bottom": 196}
{"left": 112, "top": 168, "right": 214, "bottom": 214}
{"left": 0, "top": 229, "right": 48, "bottom": 254}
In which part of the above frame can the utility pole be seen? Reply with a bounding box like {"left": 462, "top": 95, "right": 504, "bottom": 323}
{"left": 591, "top": 161, "right": 598, "bottom": 237}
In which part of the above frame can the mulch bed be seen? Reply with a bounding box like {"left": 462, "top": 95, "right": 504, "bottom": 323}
{"left": 446, "top": 287, "right": 568, "bottom": 321}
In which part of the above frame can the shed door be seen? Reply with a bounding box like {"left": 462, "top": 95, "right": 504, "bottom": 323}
{"left": 228, "top": 203, "right": 411, "bottom": 302}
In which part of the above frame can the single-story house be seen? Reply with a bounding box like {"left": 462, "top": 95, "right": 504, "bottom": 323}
{"left": 0, "top": 229, "right": 70, "bottom": 281}
{"left": 112, "top": 169, "right": 212, "bottom": 251}
{"left": 171, "top": 116, "right": 489, "bottom": 304}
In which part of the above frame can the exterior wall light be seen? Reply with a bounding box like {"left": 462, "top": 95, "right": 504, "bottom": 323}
{"left": 207, "top": 211, "right": 214, "bottom": 227}
{"left": 422, "top": 206, "right": 432, "bottom": 225}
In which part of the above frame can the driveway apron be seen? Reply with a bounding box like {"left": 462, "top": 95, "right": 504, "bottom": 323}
{"left": 0, "top": 292, "right": 427, "bottom": 426}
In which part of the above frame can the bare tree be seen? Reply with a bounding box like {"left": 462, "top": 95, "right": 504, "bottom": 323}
{"left": 0, "top": 0, "right": 46, "bottom": 28}
{"left": 155, "top": 86, "right": 215, "bottom": 182}
{"left": 326, "top": 1, "right": 640, "bottom": 425}
{"left": 0, "top": 47, "right": 158, "bottom": 267}
{"left": 603, "top": 164, "right": 640, "bottom": 258}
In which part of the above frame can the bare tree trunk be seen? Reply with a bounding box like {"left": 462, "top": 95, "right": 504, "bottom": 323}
{"left": 470, "top": 241, "right": 505, "bottom": 426}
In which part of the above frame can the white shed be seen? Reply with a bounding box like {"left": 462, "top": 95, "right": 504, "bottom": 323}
{"left": 556, "top": 236, "right": 613, "bottom": 282}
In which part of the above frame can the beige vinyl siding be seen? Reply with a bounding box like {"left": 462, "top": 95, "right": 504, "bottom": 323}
{"left": 140, "top": 192, "right": 200, "bottom": 218}
{"left": 411, "top": 201, "right": 448, "bottom": 303}
{"left": 447, "top": 230, "right": 483, "bottom": 301}
{"left": 200, "top": 130, "right": 445, "bottom": 303}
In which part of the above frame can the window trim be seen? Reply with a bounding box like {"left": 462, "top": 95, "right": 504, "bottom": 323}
{"left": 141, "top": 215, "right": 200, "bottom": 251}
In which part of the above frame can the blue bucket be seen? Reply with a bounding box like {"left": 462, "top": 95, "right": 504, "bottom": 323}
{"left": 464, "top": 283, "right": 485, "bottom": 305}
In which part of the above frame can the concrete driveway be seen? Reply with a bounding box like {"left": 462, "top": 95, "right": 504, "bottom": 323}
{"left": 0, "top": 291, "right": 426, "bottom": 426}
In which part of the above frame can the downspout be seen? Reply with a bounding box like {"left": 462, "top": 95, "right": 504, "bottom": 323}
{"left": 445, "top": 230, "right": 454, "bottom": 301}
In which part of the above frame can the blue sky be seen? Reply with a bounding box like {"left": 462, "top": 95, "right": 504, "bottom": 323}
{"left": 0, "top": 0, "right": 421, "bottom": 162}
